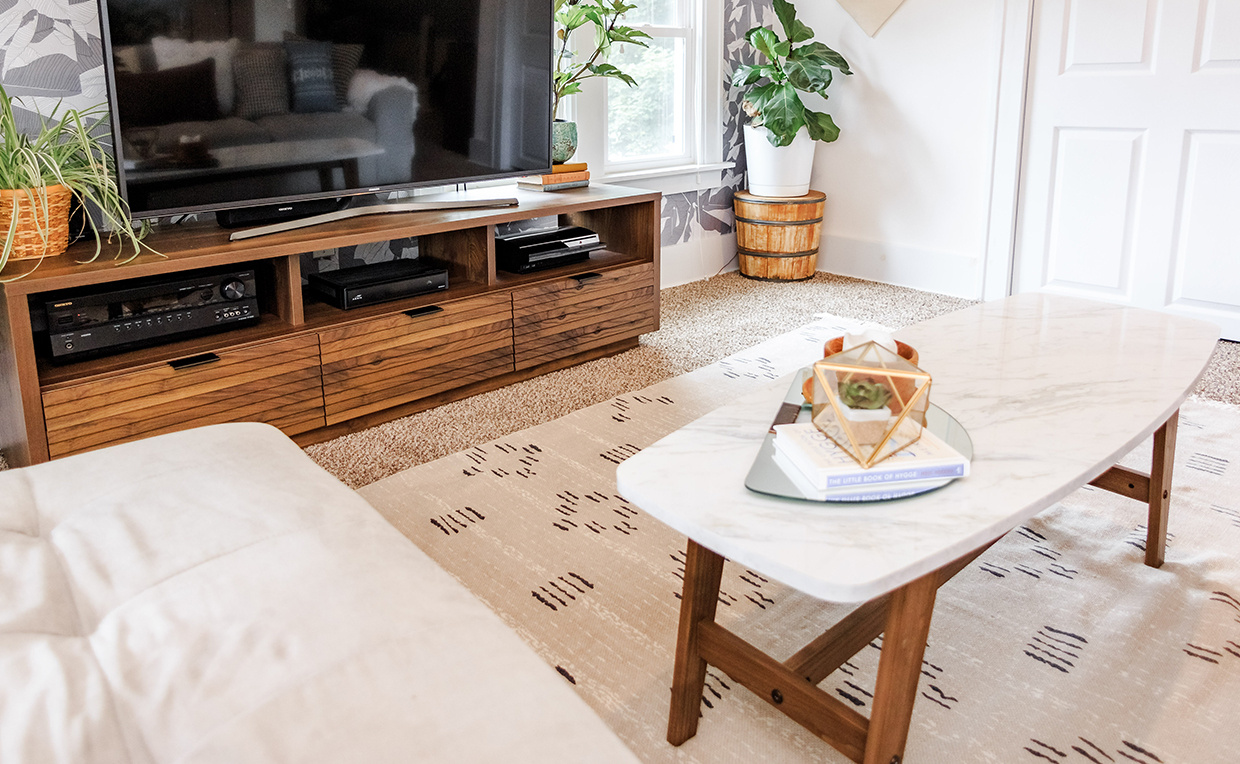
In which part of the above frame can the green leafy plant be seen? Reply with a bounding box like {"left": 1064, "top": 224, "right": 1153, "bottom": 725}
{"left": 1, "top": 83, "right": 154, "bottom": 278}
{"left": 553, "top": 0, "right": 652, "bottom": 118}
{"left": 732, "top": 0, "right": 853, "bottom": 147}
{"left": 839, "top": 379, "right": 892, "bottom": 410}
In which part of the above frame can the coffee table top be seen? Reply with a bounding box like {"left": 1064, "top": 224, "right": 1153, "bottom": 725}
{"left": 615, "top": 294, "right": 1220, "bottom": 602}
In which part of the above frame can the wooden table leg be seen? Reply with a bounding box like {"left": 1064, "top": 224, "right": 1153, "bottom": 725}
{"left": 668, "top": 539, "right": 726, "bottom": 746}
{"left": 863, "top": 571, "right": 939, "bottom": 764}
{"left": 1145, "top": 409, "right": 1179, "bottom": 568}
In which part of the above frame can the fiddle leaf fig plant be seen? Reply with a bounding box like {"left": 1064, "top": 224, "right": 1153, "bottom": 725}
{"left": 733, "top": 0, "right": 853, "bottom": 147}
{"left": 553, "top": 0, "right": 651, "bottom": 118}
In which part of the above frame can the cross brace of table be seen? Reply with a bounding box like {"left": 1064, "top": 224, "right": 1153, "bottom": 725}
{"left": 666, "top": 410, "right": 1180, "bottom": 764}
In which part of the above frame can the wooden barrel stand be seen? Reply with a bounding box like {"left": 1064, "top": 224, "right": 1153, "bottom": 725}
{"left": 733, "top": 189, "right": 826, "bottom": 281}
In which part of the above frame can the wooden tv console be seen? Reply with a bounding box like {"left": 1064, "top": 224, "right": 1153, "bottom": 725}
{"left": 0, "top": 184, "right": 661, "bottom": 467}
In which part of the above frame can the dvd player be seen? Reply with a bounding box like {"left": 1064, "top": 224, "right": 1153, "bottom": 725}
{"left": 496, "top": 225, "right": 605, "bottom": 274}
{"left": 307, "top": 259, "right": 449, "bottom": 309}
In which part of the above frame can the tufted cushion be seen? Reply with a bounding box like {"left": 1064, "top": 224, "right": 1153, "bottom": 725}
{"left": 0, "top": 424, "right": 640, "bottom": 764}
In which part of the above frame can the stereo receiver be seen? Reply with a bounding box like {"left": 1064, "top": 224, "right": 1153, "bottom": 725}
{"left": 44, "top": 266, "right": 260, "bottom": 362}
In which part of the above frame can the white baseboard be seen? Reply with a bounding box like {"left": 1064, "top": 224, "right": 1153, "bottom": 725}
{"left": 660, "top": 233, "right": 738, "bottom": 289}
{"left": 816, "top": 235, "right": 982, "bottom": 300}
{"left": 658, "top": 231, "right": 981, "bottom": 300}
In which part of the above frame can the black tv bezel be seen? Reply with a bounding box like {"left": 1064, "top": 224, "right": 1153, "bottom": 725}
{"left": 96, "top": 0, "right": 554, "bottom": 222}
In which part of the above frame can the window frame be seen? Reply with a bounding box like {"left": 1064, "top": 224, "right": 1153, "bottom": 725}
{"left": 564, "top": 0, "right": 730, "bottom": 194}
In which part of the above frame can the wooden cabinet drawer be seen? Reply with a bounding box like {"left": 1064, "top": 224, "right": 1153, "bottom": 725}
{"left": 512, "top": 263, "right": 656, "bottom": 371}
{"left": 319, "top": 293, "right": 514, "bottom": 425}
{"left": 42, "top": 334, "right": 324, "bottom": 459}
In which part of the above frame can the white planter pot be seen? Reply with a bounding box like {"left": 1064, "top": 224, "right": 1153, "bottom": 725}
{"left": 744, "top": 124, "right": 817, "bottom": 197}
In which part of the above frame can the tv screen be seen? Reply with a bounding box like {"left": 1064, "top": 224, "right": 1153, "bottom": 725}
{"left": 99, "top": 0, "right": 553, "bottom": 219}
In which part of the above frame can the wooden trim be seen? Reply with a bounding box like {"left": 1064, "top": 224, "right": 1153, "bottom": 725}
{"left": 981, "top": 0, "right": 1037, "bottom": 300}
{"left": 667, "top": 540, "right": 726, "bottom": 747}
{"left": 272, "top": 254, "right": 303, "bottom": 325}
{"left": 0, "top": 289, "right": 47, "bottom": 466}
{"left": 1146, "top": 410, "right": 1179, "bottom": 568}
{"left": 786, "top": 594, "right": 891, "bottom": 687}
{"left": 863, "top": 572, "right": 939, "bottom": 764}
{"left": 1089, "top": 465, "right": 1151, "bottom": 502}
{"left": 698, "top": 621, "right": 869, "bottom": 763}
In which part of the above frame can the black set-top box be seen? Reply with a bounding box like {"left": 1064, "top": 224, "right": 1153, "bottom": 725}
{"left": 496, "top": 225, "right": 605, "bottom": 274}
{"left": 308, "top": 260, "right": 449, "bottom": 310}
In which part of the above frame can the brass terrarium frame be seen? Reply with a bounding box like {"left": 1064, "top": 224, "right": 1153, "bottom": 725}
{"left": 811, "top": 341, "right": 932, "bottom": 469}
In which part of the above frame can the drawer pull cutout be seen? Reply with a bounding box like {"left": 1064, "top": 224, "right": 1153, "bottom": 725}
{"left": 404, "top": 305, "right": 445, "bottom": 320}
{"left": 168, "top": 353, "right": 221, "bottom": 371}
{"left": 571, "top": 272, "right": 603, "bottom": 289}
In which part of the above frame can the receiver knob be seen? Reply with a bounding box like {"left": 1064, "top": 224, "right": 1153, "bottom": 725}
{"left": 221, "top": 280, "right": 246, "bottom": 300}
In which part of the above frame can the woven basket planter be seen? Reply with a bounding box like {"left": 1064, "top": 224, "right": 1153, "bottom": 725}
{"left": 1, "top": 185, "right": 72, "bottom": 262}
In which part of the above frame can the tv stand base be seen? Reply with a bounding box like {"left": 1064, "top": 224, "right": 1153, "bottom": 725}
{"left": 228, "top": 198, "right": 520, "bottom": 241}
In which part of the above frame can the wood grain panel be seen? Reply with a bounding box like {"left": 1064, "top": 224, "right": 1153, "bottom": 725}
{"left": 512, "top": 262, "right": 656, "bottom": 372}
{"left": 514, "top": 293, "right": 655, "bottom": 340}
{"left": 511, "top": 263, "right": 654, "bottom": 307}
{"left": 326, "top": 349, "right": 514, "bottom": 424}
{"left": 43, "top": 334, "right": 325, "bottom": 457}
{"left": 320, "top": 292, "right": 515, "bottom": 425}
{"left": 319, "top": 294, "right": 510, "bottom": 366}
{"left": 324, "top": 347, "right": 513, "bottom": 424}
{"left": 43, "top": 334, "right": 320, "bottom": 410}
{"left": 0, "top": 289, "right": 48, "bottom": 466}
{"left": 49, "top": 380, "right": 324, "bottom": 456}
{"left": 515, "top": 304, "right": 656, "bottom": 371}
{"left": 323, "top": 332, "right": 513, "bottom": 399}
{"left": 47, "top": 365, "right": 323, "bottom": 443}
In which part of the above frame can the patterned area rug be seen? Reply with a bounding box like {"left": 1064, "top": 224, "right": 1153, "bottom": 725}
{"left": 360, "top": 316, "right": 1240, "bottom": 764}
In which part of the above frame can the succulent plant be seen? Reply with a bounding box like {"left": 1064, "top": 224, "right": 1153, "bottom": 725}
{"left": 839, "top": 379, "right": 892, "bottom": 410}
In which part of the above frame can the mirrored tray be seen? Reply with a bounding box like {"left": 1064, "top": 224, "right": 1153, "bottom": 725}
{"left": 745, "top": 367, "right": 973, "bottom": 503}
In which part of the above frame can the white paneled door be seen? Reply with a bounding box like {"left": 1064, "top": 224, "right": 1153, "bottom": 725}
{"left": 1014, "top": 0, "right": 1240, "bottom": 339}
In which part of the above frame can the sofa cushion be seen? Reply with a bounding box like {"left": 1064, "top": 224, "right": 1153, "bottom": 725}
{"left": 152, "top": 37, "right": 241, "bottom": 115}
{"left": 114, "top": 59, "right": 219, "bottom": 128}
{"left": 285, "top": 40, "right": 339, "bottom": 114}
{"left": 233, "top": 45, "right": 289, "bottom": 120}
{"left": 0, "top": 423, "right": 641, "bottom": 764}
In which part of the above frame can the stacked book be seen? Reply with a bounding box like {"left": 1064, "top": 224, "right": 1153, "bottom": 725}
{"left": 771, "top": 423, "right": 969, "bottom": 501}
{"left": 518, "top": 162, "right": 590, "bottom": 191}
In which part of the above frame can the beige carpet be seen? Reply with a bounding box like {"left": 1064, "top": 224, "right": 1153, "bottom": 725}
{"left": 306, "top": 272, "right": 1237, "bottom": 488}
{"left": 359, "top": 315, "right": 1240, "bottom": 764}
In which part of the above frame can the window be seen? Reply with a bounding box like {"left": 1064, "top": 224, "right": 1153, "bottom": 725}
{"left": 567, "top": 0, "right": 728, "bottom": 192}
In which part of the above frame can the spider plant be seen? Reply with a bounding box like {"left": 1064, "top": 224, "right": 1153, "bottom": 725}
{"left": 1, "top": 82, "right": 155, "bottom": 279}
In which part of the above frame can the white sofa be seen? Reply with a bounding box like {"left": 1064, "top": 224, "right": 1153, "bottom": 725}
{"left": 0, "top": 424, "right": 640, "bottom": 764}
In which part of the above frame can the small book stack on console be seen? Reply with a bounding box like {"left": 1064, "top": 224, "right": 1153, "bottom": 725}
{"left": 772, "top": 423, "right": 969, "bottom": 502}
{"left": 518, "top": 163, "right": 590, "bottom": 191}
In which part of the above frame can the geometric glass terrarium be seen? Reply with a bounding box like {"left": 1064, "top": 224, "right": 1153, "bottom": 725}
{"left": 811, "top": 341, "right": 932, "bottom": 469}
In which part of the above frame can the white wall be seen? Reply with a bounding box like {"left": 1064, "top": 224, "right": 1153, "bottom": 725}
{"left": 794, "top": 0, "right": 1005, "bottom": 299}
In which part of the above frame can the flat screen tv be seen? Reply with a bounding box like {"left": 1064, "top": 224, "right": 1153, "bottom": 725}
{"left": 98, "top": 0, "right": 553, "bottom": 227}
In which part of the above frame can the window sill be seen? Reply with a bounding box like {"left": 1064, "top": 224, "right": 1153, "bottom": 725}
{"left": 601, "top": 161, "right": 735, "bottom": 195}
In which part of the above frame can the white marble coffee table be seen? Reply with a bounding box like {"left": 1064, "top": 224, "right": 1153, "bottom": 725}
{"left": 615, "top": 293, "right": 1219, "bottom": 764}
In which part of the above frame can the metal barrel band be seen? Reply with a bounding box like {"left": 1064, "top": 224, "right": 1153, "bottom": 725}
{"left": 735, "top": 215, "right": 824, "bottom": 227}
{"left": 737, "top": 246, "right": 820, "bottom": 258}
